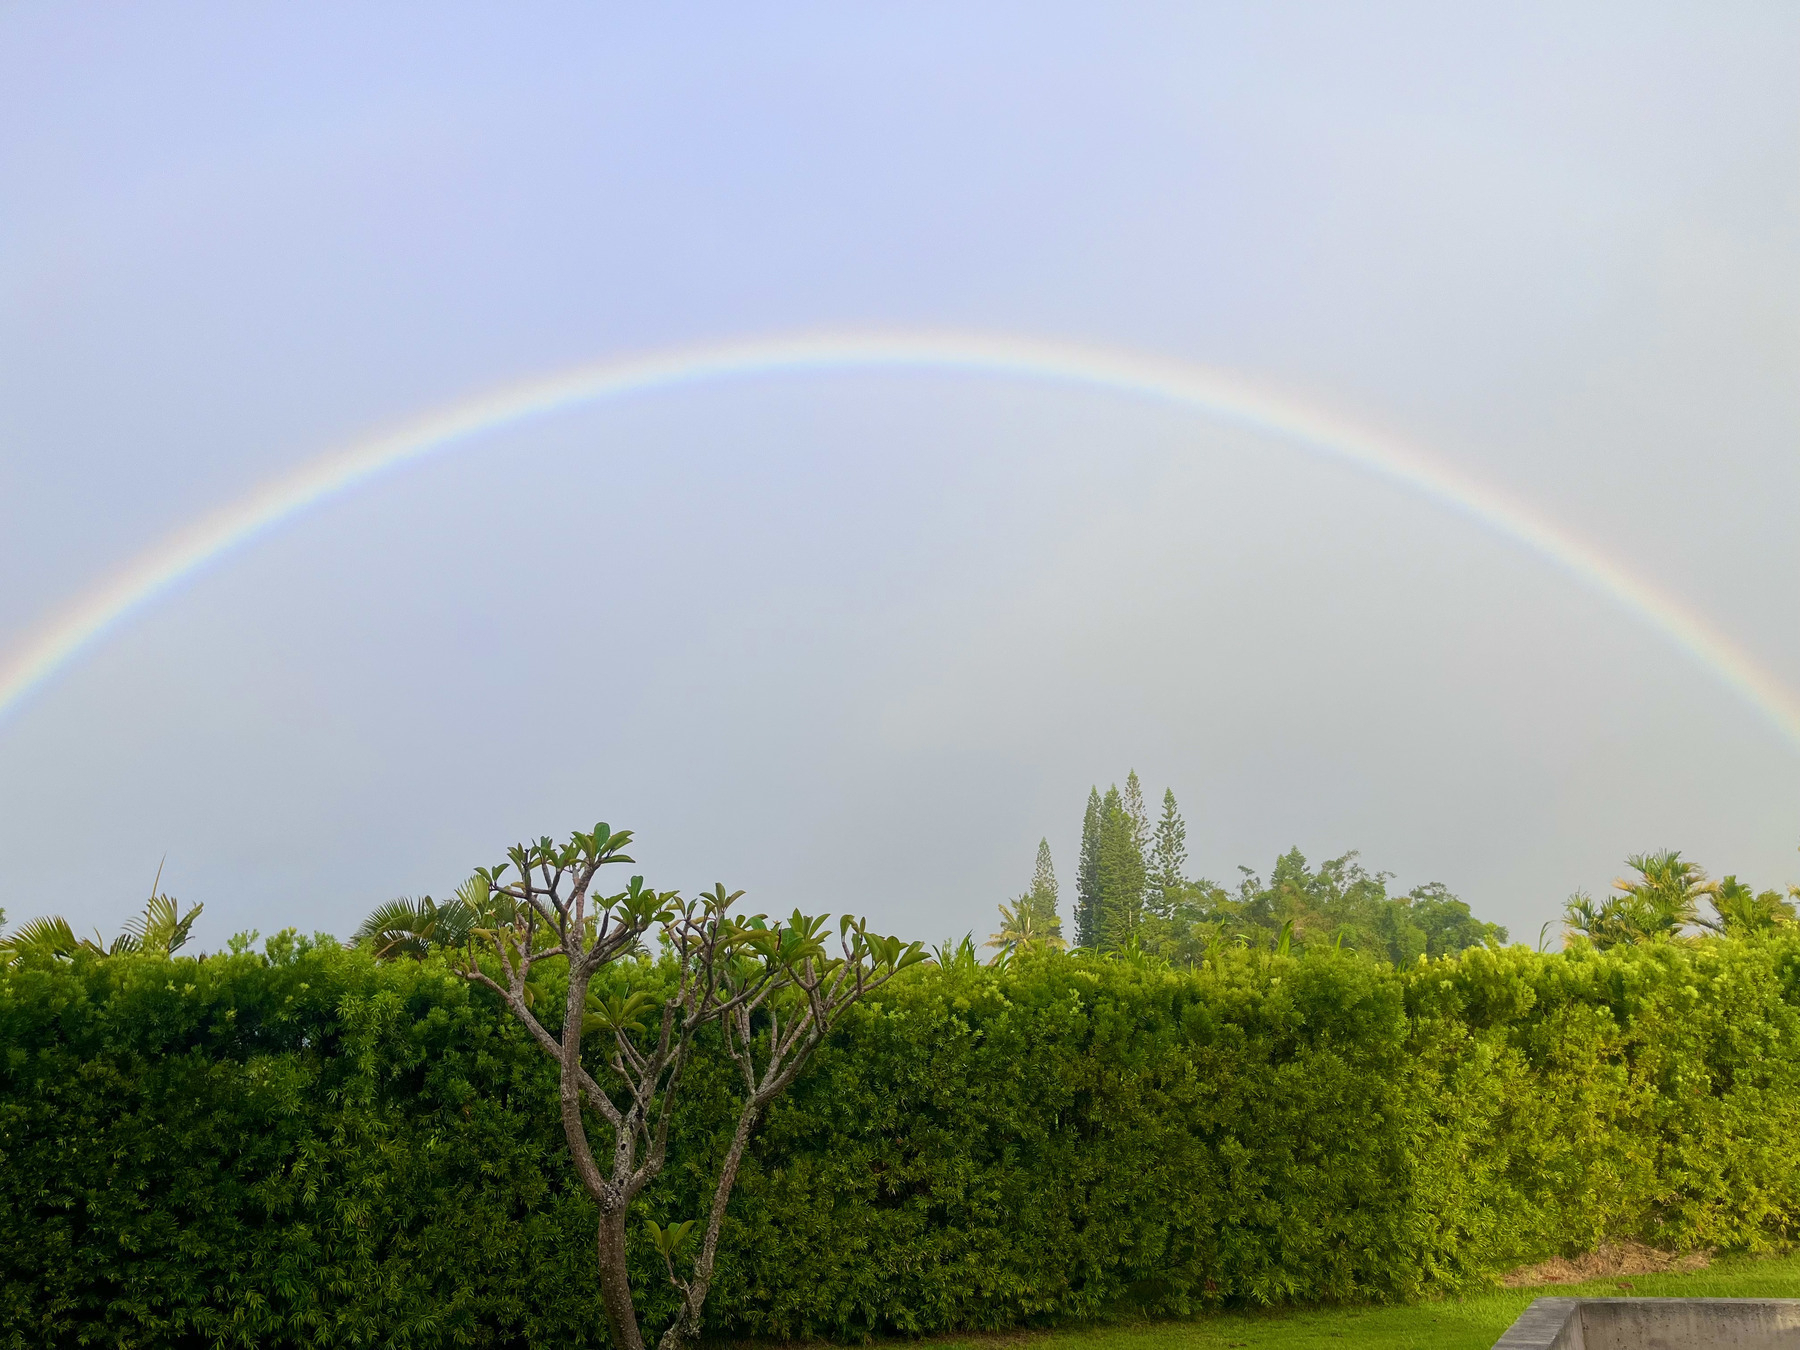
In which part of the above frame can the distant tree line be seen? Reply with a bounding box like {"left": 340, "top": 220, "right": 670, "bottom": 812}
{"left": 988, "top": 770, "right": 1507, "bottom": 965}
{"left": 989, "top": 772, "right": 1798, "bottom": 964}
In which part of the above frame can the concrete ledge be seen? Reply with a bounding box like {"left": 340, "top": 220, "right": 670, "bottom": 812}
{"left": 1495, "top": 1298, "right": 1800, "bottom": 1350}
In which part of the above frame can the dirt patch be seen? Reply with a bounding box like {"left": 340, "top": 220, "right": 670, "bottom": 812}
{"left": 1503, "top": 1240, "right": 1712, "bottom": 1288}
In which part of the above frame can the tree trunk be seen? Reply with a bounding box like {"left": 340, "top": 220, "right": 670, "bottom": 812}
{"left": 596, "top": 1205, "right": 646, "bottom": 1350}
{"left": 656, "top": 1101, "right": 760, "bottom": 1350}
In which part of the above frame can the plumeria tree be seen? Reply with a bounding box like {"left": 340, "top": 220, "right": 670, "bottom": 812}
{"left": 449, "top": 822, "right": 924, "bottom": 1350}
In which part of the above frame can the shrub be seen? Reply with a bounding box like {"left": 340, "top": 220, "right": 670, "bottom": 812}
{"left": 3, "top": 933, "right": 1799, "bottom": 1347}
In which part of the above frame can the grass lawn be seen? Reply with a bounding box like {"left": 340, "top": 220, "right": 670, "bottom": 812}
{"left": 922, "top": 1253, "right": 1800, "bottom": 1350}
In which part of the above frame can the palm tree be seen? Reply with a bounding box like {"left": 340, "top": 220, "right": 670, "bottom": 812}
{"left": 123, "top": 873, "right": 203, "bottom": 953}
{"left": 0, "top": 914, "right": 97, "bottom": 963}
{"left": 1565, "top": 849, "right": 1714, "bottom": 949}
{"left": 352, "top": 893, "right": 475, "bottom": 960}
{"left": 1563, "top": 890, "right": 1638, "bottom": 949}
{"left": 931, "top": 931, "right": 983, "bottom": 971}
{"left": 0, "top": 867, "right": 201, "bottom": 965}
{"left": 983, "top": 898, "right": 1067, "bottom": 961}
{"left": 1614, "top": 849, "right": 1711, "bottom": 935}
{"left": 1705, "top": 875, "right": 1797, "bottom": 937}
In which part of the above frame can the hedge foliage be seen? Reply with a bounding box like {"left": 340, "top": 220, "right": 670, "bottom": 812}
{"left": 4, "top": 932, "right": 1800, "bottom": 1348}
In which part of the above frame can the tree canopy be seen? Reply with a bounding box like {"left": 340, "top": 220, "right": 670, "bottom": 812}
{"left": 1056, "top": 772, "right": 1508, "bottom": 962}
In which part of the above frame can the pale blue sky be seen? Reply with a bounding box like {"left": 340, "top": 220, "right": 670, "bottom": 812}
{"left": 2, "top": 3, "right": 1797, "bottom": 945}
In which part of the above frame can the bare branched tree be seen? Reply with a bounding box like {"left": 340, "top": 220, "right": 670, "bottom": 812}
{"left": 448, "top": 823, "right": 924, "bottom": 1350}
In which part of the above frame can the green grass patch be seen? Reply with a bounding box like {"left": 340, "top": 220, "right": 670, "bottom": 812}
{"left": 917, "top": 1254, "right": 1800, "bottom": 1350}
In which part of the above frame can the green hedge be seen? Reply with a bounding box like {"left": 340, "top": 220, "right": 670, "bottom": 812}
{"left": 4, "top": 932, "right": 1799, "bottom": 1348}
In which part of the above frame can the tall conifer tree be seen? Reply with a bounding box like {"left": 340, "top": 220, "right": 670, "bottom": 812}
{"left": 1123, "top": 770, "right": 1150, "bottom": 861}
{"left": 1150, "top": 788, "right": 1188, "bottom": 918}
{"left": 1096, "top": 784, "right": 1147, "bottom": 951}
{"left": 1076, "top": 788, "right": 1103, "bottom": 949}
{"left": 1028, "top": 838, "right": 1062, "bottom": 938}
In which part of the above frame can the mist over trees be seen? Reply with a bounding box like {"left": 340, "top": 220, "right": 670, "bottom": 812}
{"left": 1055, "top": 770, "right": 1507, "bottom": 962}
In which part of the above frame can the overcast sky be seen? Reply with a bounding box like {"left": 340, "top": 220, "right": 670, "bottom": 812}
{"left": 2, "top": 3, "right": 1797, "bottom": 948}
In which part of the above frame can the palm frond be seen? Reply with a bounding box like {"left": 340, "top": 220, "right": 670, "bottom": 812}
{"left": 1709, "top": 875, "right": 1797, "bottom": 937}
{"left": 984, "top": 897, "right": 1067, "bottom": 959}
{"left": 124, "top": 893, "right": 203, "bottom": 955}
{"left": 353, "top": 894, "right": 473, "bottom": 960}
{"left": 931, "top": 932, "right": 982, "bottom": 970}
{"left": 353, "top": 896, "right": 435, "bottom": 960}
{"left": 0, "top": 915, "right": 99, "bottom": 964}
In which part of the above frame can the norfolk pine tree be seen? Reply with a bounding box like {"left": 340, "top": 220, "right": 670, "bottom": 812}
{"left": 1122, "top": 770, "right": 1151, "bottom": 862}
{"left": 1096, "top": 785, "right": 1148, "bottom": 952}
{"left": 1076, "top": 788, "right": 1103, "bottom": 949}
{"left": 1150, "top": 788, "right": 1189, "bottom": 919}
{"left": 1029, "top": 838, "right": 1063, "bottom": 939}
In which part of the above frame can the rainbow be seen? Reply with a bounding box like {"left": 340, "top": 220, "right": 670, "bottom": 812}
{"left": 3, "top": 328, "right": 1798, "bottom": 752}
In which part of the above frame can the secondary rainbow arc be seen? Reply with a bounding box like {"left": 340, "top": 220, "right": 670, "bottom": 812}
{"left": 2, "top": 328, "right": 1796, "bottom": 752}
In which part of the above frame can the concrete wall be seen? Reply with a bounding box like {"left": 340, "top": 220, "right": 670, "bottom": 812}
{"left": 1495, "top": 1299, "right": 1800, "bottom": 1350}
